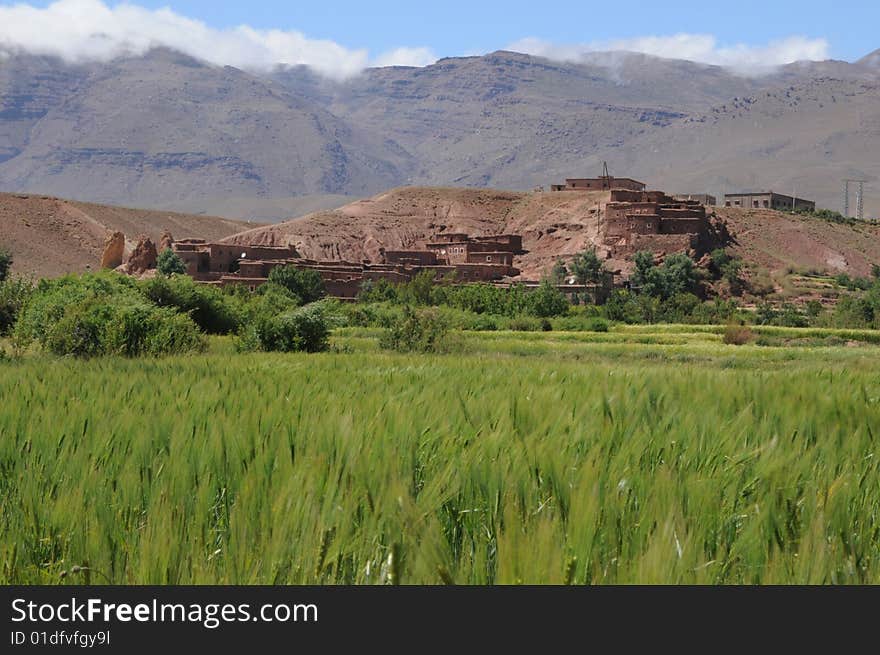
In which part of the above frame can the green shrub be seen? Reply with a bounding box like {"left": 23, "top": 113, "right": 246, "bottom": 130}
{"left": 0, "top": 277, "right": 33, "bottom": 335}
{"left": 0, "top": 247, "right": 11, "bottom": 283}
{"left": 526, "top": 280, "right": 569, "bottom": 317}
{"left": 358, "top": 278, "right": 399, "bottom": 303}
{"left": 40, "top": 298, "right": 205, "bottom": 358}
{"left": 44, "top": 301, "right": 111, "bottom": 357}
{"left": 379, "top": 306, "right": 454, "bottom": 353}
{"left": 14, "top": 272, "right": 139, "bottom": 344}
{"left": 398, "top": 270, "right": 436, "bottom": 305}
{"left": 467, "top": 314, "right": 500, "bottom": 331}
{"left": 508, "top": 316, "right": 542, "bottom": 331}
{"left": 240, "top": 302, "right": 331, "bottom": 353}
{"left": 722, "top": 324, "right": 755, "bottom": 346}
{"left": 585, "top": 317, "right": 609, "bottom": 332}
{"left": 433, "top": 283, "right": 531, "bottom": 316}
{"left": 267, "top": 265, "right": 325, "bottom": 304}
{"left": 140, "top": 274, "right": 243, "bottom": 334}
{"left": 156, "top": 249, "right": 186, "bottom": 276}
{"left": 14, "top": 272, "right": 205, "bottom": 357}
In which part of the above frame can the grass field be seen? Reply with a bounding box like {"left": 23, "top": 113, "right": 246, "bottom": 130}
{"left": 1, "top": 325, "right": 879, "bottom": 584}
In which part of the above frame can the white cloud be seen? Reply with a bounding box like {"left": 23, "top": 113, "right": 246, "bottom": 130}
{"left": 0, "top": 0, "right": 436, "bottom": 79}
{"left": 507, "top": 33, "right": 831, "bottom": 74}
{"left": 372, "top": 47, "right": 438, "bottom": 68}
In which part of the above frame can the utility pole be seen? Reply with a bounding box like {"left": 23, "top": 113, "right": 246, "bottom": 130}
{"left": 844, "top": 179, "right": 867, "bottom": 220}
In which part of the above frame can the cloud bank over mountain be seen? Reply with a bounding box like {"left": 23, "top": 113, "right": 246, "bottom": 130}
{"left": 507, "top": 34, "right": 831, "bottom": 74}
{"left": 0, "top": 0, "right": 435, "bottom": 78}
{"left": 0, "top": 0, "right": 833, "bottom": 78}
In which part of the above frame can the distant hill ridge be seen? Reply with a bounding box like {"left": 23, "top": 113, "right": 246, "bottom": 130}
{"left": 1, "top": 47, "right": 879, "bottom": 220}
{"left": 0, "top": 192, "right": 259, "bottom": 278}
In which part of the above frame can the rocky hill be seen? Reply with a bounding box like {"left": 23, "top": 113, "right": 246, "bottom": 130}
{"left": 1, "top": 48, "right": 879, "bottom": 220}
{"left": 0, "top": 192, "right": 259, "bottom": 278}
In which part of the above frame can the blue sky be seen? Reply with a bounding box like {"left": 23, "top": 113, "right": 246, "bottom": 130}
{"left": 0, "top": 0, "right": 877, "bottom": 78}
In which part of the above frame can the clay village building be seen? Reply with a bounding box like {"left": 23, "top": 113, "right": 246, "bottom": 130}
{"left": 723, "top": 191, "right": 815, "bottom": 212}
{"left": 673, "top": 193, "right": 717, "bottom": 206}
{"left": 600, "top": 188, "right": 710, "bottom": 257}
{"left": 172, "top": 233, "right": 524, "bottom": 299}
{"left": 164, "top": 171, "right": 713, "bottom": 302}
{"left": 551, "top": 176, "right": 646, "bottom": 192}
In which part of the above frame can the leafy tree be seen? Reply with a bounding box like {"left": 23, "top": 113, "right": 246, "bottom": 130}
{"left": 156, "top": 248, "right": 186, "bottom": 276}
{"left": 0, "top": 277, "right": 34, "bottom": 335}
{"left": 660, "top": 253, "right": 698, "bottom": 298}
{"left": 267, "top": 265, "right": 325, "bottom": 304}
{"left": 569, "top": 248, "right": 605, "bottom": 284}
{"left": 872, "top": 264, "right": 880, "bottom": 280}
{"left": 631, "top": 251, "right": 697, "bottom": 300}
{"left": 398, "top": 270, "right": 435, "bottom": 305}
{"left": 630, "top": 251, "right": 655, "bottom": 290}
{"left": 358, "top": 278, "right": 399, "bottom": 303}
{"left": 527, "top": 280, "right": 569, "bottom": 318}
{"left": 549, "top": 259, "right": 568, "bottom": 284}
{"left": 709, "top": 248, "right": 745, "bottom": 291}
{"left": 0, "top": 247, "right": 11, "bottom": 283}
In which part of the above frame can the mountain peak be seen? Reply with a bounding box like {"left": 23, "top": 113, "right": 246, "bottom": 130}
{"left": 857, "top": 48, "right": 880, "bottom": 67}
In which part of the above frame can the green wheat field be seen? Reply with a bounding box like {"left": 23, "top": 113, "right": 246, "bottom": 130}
{"left": 2, "top": 325, "right": 879, "bottom": 584}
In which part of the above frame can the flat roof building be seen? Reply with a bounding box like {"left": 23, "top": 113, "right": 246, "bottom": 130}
{"left": 551, "top": 176, "right": 646, "bottom": 192}
{"left": 674, "top": 193, "right": 717, "bottom": 206}
{"left": 723, "top": 192, "right": 815, "bottom": 212}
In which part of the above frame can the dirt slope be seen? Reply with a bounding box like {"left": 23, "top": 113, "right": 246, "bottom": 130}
{"left": 718, "top": 207, "right": 880, "bottom": 277}
{"left": 224, "top": 186, "right": 880, "bottom": 280}
{"left": 223, "top": 187, "right": 610, "bottom": 279}
{"left": 1, "top": 192, "right": 260, "bottom": 278}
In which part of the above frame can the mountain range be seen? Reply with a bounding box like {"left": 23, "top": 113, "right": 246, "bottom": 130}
{"left": 1, "top": 47, "right": 879, "bottom": 221}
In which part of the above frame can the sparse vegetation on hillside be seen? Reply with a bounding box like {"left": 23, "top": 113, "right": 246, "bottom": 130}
{"left": 792, "top": 207, "right": 855, "bottom": 225}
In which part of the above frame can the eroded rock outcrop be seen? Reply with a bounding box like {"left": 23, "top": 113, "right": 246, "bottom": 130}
{"left": 159, "top": 230, "right": 174, "bottom": 253}
{"left": 125, "top": 235, "right": 158, "bottom": 273}
{"left": 100, "top": 231, "right": 125, "bottom": 269}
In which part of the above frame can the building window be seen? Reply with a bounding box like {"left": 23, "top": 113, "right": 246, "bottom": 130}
{"left": 486, "top": 256, "right": 492, "bottom": 262}
{"left": 763, "top": 200, "right": 769, "bottom": 208}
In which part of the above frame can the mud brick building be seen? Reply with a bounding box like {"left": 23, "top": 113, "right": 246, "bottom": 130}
{"left": 673, "top": 193, "right": 717, "bottom": 206}
{"left": 551, "top": 176, "right": 646, "bottom": 192}
{"left": 600, "top": 189, "right": 710, "bottom": 256}
{"left": 173, "top": 233, "right": 524, "bottom": 298}
{"left": 173, "top": 239, "right": 300, "bottom": 277}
